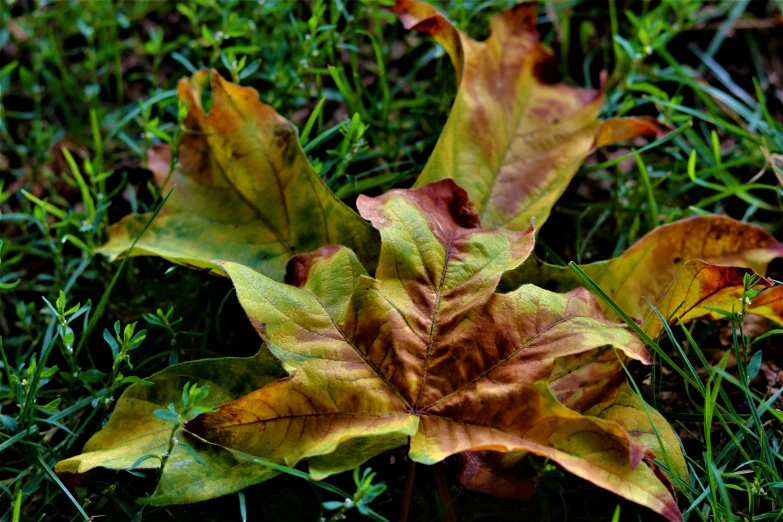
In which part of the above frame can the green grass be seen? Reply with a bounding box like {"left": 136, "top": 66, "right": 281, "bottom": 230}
{"left": 2, "top": 0, "right": 783, "bottom": 520}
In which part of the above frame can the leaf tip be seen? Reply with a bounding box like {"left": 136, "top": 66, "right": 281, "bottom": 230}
{"left": 358, "top": 179, "right": 481, "bottom": 232}
{"left": 394, "top": 0, "right": 442, "bottom": 32}
{"left": 284, "top": 245, "right": 341, "bottom": 288}
{"left": 595, "top": 117, "right": 673, "bottom": 149}
{"left": 628, "top": 440, "right": 650, "bottom": 469}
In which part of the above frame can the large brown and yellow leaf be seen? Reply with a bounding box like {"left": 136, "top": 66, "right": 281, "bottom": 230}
{"left": 186, "top": 180, "right": 682, "bottom": 520}
{"left": 100, "top": 70, "right": 378, "bottom": 280}
{"left": 551, "top": 348, "right": 688, "bottom": 480}
{"left": 505, "top": 216, "right": 783, "bottom": 332}
{"left": 397, "top": 0, "right": 666, "bottom": 231}
{"left": 55, "top": 351, "right": 285, "bottom": 505}
{"left": 460, "top": 347, "right": 688, "bottom": 500}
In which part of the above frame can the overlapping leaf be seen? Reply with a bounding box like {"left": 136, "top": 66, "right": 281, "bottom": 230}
{"left": 397, "top": 0, "right": 667, "bottom": 231}
{"left": 55, "top": 351, "right": 285, "bottom": 505}
{"left": 550, "top": 349, "right": 688, "bottom": 480}
{"left": 185, "top": 180, "right": 682, "bottom": 520}
{"left": 505, "top": 216, "right": 783, "bottom": 334}
{"left": 460, "top": 346, "right": 688, "bottom": 498}
{"left": 100, "top": 70, "right": 378, "bottom": 280}
{"left": 640, "top": 261, "right": 778, "bottom": 338}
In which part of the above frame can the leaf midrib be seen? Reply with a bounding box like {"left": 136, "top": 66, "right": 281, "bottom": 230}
{"left": 413, "top": 233, "right": 453, "bottom": 409}
{"left": 421, "top": 312, "right": 578, "bottom": 412}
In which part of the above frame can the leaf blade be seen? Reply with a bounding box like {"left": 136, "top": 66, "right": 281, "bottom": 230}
{"left": 398, "top": 0, "right": 666, "bottom": 231}
{"left": 100, "top": 70, "right": 378, "bottom": 280}
{"left": 188, "top": 181, "right": 682, "bottom": 520}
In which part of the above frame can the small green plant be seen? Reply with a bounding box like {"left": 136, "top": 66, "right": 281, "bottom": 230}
{"left": 41, "top": 291, "right": 90, "bottom": 377}
{"left": 142, "top": 305, "right": 184, "bottom": 346}
{"left": 321, "top": 467, "right": 388, "bottom": 521}
{"left": 129, "top": 382, "right": 216, "bottom": 482}
{"left": 255, "top": 460, "right": 390, "bottom": 522}
{"left": 152, "top": 382, "right": 215, "bottom": 476}
{"left": 102, "top": 320, "right": 150, "bottom": 406}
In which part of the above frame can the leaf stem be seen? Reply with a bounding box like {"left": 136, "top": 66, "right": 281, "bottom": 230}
{"left": 398, "top": 458, "right": 416, "bottom": 522}
{"left": 158, "top": 423, "right": 179, "bottom": 482}
{"left": 432, "top": 462, "right": 457, "bottom": 522}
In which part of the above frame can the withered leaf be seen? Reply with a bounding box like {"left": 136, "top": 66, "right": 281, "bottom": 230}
{"left": 506, "top": 216, "right": 783, "bottom": 334}
{"left": 398, "top": 0, "right": 667, "bottom": 231}
{"left": 186, "top": 180, "right": 682, "bottom": 520}
{"left": 100, "top": 70, "right": 378, "bottom": 280}
{"left": 461, "top": 347, "right": 688, "bottom": 499}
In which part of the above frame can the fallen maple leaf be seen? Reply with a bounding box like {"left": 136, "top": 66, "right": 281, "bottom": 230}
{"left": 505, "top": 216, "right": 783, "bottom": 335}
{"left": 55, "top": 352, "right": 285, "bottom": 504}
{"left": 185, "top": 180, "right": 683, "bottom": 521}
{"left": 397, "top": 0, "right": 783, "bottom": 340}
{"left": 398, "top": 0, "right": 668, "bottom": 231}
{"left": 100, "top": 69, "right": 378, "bottom": 280}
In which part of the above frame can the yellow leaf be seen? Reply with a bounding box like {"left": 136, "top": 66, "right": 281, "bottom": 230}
{"left": 100, "top": 70, "right": 378, "bottom": 280}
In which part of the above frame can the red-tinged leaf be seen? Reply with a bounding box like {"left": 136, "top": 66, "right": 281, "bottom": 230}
{"left": 186, "top": 180, "right": 682, "bottom": 521}
{"left": 506, "top": 216, "right": 783, "bottom": 330}
{"left": 641, "top": 261, "right": 775, "bottom": 338}
{"left": 397, "top": 0, "right": 668, "bottom": 231}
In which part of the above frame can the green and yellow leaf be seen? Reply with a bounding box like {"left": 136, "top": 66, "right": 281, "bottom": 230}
{"left": 186, "top": 180, "right": 683, "bottom": 521}
{"left": 55, "top": 351, "right": 285, "bottom": 505}
{"left": 398, "top": 0, "right": 666, "bottom": 231}
{"left": 100, "top": 70, "right": 378, "bottom": 280}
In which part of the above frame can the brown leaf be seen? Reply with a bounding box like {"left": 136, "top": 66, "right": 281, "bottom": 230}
{"left": 185, "top": 180, "right": 682, "bottom": 520}
{"left": 398, "top": 0, "right": 668, "bottom": 231}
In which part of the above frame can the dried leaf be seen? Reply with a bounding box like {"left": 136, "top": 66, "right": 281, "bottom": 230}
{"left": 462, "top": 348, "right": 688, "bottom": 498}
{"left": 398, "top": 0, "right": 667, "bottom": 231}
{"left": 458, "top": 452, "right": 535, "bottom": 500}
{"left": 100, "top": 70, "right": 378, "bottom": 280}
{"left": 186, "top": 180, "right": 682, "bottom": 520}
{"left": 55, "top": 351, "right": 285, "bottom": 505}
{"left": 506, "top": 216, "right": 783, "bottom": 331}
{"left": 641, "top": 261, "right": 775, "bottom": 338}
